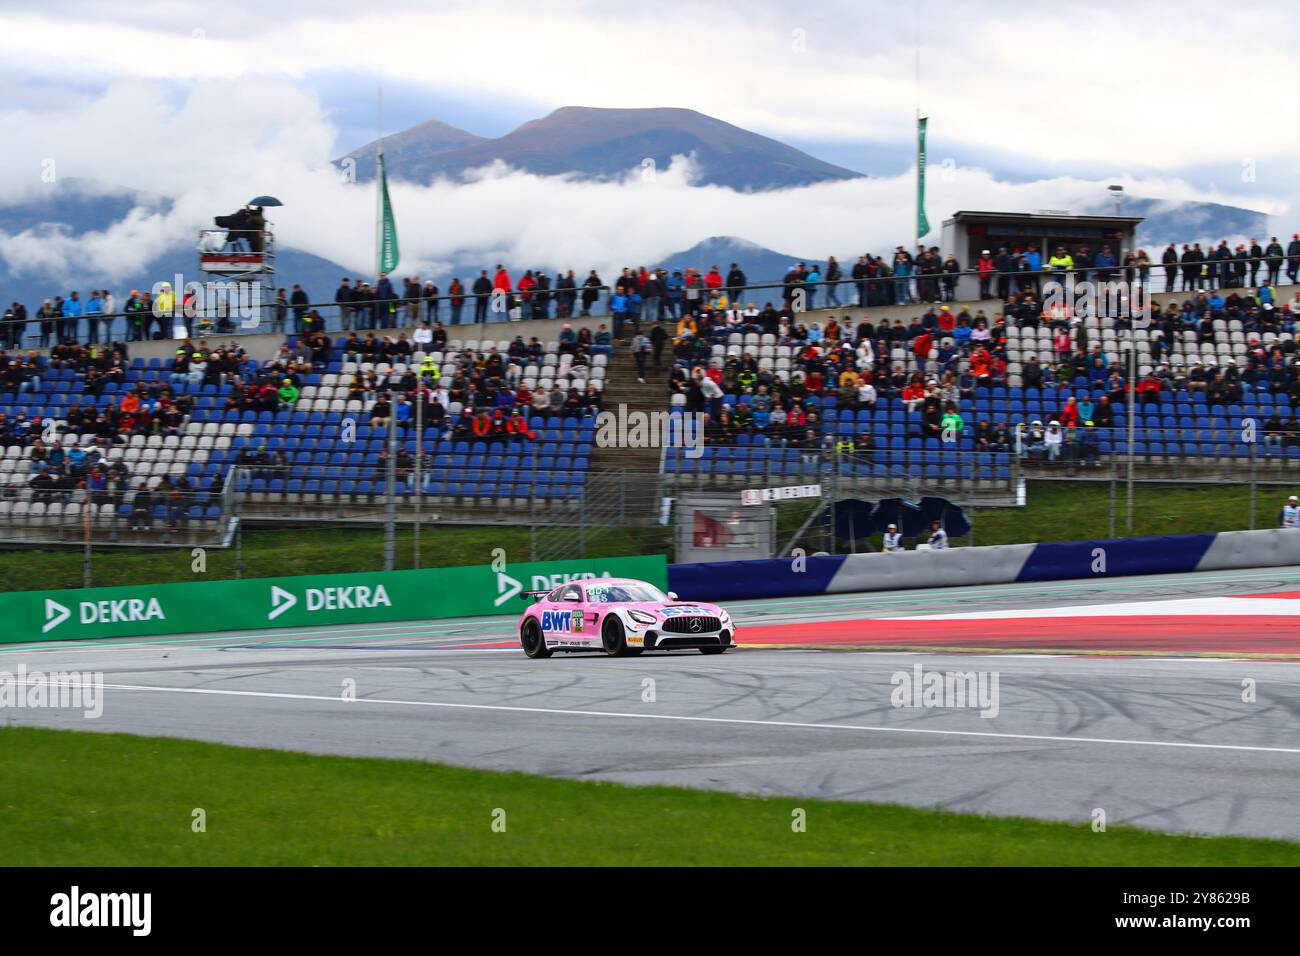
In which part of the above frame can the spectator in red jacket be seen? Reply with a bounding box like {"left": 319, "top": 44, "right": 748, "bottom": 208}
{"left": 1136, "top": 372, "right": 1162, "bottom": 405}
{"left": 912, "top": 330, "right": 933, "bottom": 370}
{"left": 1059, "top": 395, "right": 1080, "bottom": 427}
{"left": 902, "top": 380, "right": 927, "bottom": 411}
{"left": 1053, "top": 328, "right": 1072, "bottom": 362}
{"left": 516, "top": 270, "right": 536, "bottom": 307}
{"left": 977, "top": 251, "right": 995, "bottom": 298}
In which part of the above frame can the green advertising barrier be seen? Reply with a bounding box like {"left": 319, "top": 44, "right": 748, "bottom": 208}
{"left": 1, "top": 555, "right": 668, "bottom": 644}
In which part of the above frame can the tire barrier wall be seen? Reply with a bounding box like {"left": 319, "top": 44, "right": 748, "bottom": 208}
{"left": 667, "top": 531, "right": 1300, "bottom": 602}
{"left": 1197, "top": 529, "right": 1300, "bottom": 572}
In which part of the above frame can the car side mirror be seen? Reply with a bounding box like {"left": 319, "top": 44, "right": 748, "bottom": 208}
{"left": 667, "top": 591, "right": 678, "bottom": 601}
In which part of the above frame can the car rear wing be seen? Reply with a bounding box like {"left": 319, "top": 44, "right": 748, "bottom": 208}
{"left": 521, "top": 590, "right": 549, "bottom": 602}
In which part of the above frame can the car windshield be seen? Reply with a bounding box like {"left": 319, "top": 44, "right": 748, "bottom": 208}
{"left": 586, "top": 583, "right": 667, "bottom": 604}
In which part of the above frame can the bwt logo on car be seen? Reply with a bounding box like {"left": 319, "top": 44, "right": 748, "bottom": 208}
{"left": 268, "top": 584, "right": 392, "bottom": 620}
{"left": 540, "top": 610, "right": 573, "bottom": 631}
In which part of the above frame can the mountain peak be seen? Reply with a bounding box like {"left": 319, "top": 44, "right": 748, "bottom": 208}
{"left": 339, "top": 117, "right": 485, "bottom": 182}
{"left": 337, "top": 105, "right": 864, "bottom": 190}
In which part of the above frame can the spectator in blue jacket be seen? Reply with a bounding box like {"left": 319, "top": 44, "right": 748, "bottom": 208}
{"left": 665, "top": 271, "right": 685, "bottom": 321}
{"left": 953, "top": 319, "right": 972, "bottom": 351}
{"left": 893, "top": 256, "right": 912, "bottom": 305}
{"left": 1094, "top": 246, "right": 1117, "bottom": 284}
{"left": 608, "top": 291, "right": 629, "bottom": 339}
{"left": 624, "top": 290, "right": 643, "bottom": 337}
{"left": 61, "top": 291, "right": 83, "bottom": 342}
{"left": 804, "top": 265, "right": 821, "bottom": 310}
{"left": 84, "top": 291, "right": 104, "bottom": 345}
{"left": 1024, "top": 248, "right": 1043, "bottom": 295}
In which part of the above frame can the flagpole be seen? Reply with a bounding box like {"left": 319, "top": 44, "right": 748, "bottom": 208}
{"left": 375, "top": 84, "right": 383, "bottom": 280}
{"left": 915, "top": 4, "right": 922, "bottom": 249}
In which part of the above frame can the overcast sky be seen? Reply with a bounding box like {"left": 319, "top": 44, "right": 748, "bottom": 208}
{"left": 1, "top": 0, "right": 1296, "bottom": 282}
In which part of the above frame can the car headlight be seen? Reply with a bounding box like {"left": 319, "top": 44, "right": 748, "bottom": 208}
{"left": 628, "top": 610, "right": 658, "bottom": 625}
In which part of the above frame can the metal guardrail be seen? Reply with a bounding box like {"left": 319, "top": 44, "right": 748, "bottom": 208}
{"left": 0, "top": 484, "right": 236, "bottom": 548}
{"left": 5, "top": 250, "right": 1298, "bottom": 346}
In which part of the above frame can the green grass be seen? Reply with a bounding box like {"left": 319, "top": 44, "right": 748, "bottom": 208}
{"left": 965, "top": 480, "right": 1265, "bottom": 547}
{"left": 0, "top": 480, "right": 1278, "bottom": 592}
{"left": 3, "top": 727, "right": 1296, "bottom": 866}
{"left": 0, "top": 524, "right": 672, "bottom": 593}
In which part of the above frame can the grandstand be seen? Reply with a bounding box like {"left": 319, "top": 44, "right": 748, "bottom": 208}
{"left": 3, "top": 241, "right": 1299, "bottom": 551}
{"left": 230, "top": 334, "right": 603, "bottom": 518}
{"left": 661, "top": 291, "right": 1300, "bottom": 499}
{"left": 0, "top": 356, "right": 238, "bottom": 546}
{"left": 0, "top": 330, "right": 611, "bottom": 543}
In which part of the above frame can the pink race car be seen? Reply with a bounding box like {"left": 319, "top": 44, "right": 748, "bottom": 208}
{"left": 517, "top": 578, "right": 735, "bottom": 658}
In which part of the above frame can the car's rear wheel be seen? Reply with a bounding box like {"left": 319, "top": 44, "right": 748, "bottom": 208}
{"left": 699, "top": 645, "right": 729, "bottom": 655}
{"left": 521, "top": 619, "right": 551, "bottom": 659}
{"left": 601, "top": 616, "right": 631, "bottom": 657}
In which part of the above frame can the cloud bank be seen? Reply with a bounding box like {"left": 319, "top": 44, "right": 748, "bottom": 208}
{"left": 0, "top": 77, "right": 1293, "bottom": 292}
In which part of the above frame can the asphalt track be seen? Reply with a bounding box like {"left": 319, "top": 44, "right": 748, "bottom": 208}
{"left": 6, "top": 566, "right": 1300, "bottom": 842}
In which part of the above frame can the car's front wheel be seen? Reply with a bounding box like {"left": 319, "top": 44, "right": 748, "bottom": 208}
{"left": 521, "top": 618, "right": 552, "bottom": 659}
{"left": 601, "top": 615, "right": 631, "bottom": 657}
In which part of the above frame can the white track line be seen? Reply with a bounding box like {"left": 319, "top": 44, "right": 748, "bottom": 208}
{"left": 51, "top": 680, "right": 1300, "bottom": 757}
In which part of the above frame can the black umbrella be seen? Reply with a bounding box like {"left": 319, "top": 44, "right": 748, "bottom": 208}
{"left": 247, "top": 195, "right": 284, "bottom": 207}
{"left": 831, "top": 499, "right": 876, "bottom": 542}
{"left": 919, "top": 496, "right": 972, "bottom": 538}
{"left": 872, "top": 498, "right": 927, "bottom": 537}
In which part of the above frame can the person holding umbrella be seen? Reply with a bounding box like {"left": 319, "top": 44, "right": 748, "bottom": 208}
{"left": 244, "top": 196, "right": 281, "bottom": 254}
{"left": 247, "top": 206, "right": 265, "bottom": 253}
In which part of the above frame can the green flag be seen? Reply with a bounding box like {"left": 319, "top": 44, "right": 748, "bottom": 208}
{"left": 916, "top": 116, "right": 930, "bottom": 239}
{"left": 377, "top": 151, "right": 400, "bottom": 274}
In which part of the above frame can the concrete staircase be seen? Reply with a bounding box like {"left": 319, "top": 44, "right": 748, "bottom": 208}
{"left": 584, "top": 346, "right": 671, "bottom": 522}
{"left": 589, "top": 344, "right": 667, "bottom": 476}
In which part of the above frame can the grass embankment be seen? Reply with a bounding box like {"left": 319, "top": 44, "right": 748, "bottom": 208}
{"left": 967, "top": 480, "right": 1268, "bottom": 546}
{"left": 3, "top": 727, "right": 1294, "bottom": 866}
{"left": 0, "top": 524, "right": 671, "bottom": 592}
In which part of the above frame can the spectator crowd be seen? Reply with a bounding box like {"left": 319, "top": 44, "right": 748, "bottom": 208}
{"left": 6, "top": 230, "right": 1300, "bottom": 346}
{"left": 4, "top": 228, "right": 1300, "bottom": 491}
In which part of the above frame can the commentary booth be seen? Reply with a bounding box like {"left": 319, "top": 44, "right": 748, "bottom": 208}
{"left": 941, "top": 210, "right": 1144, "bottom": 300}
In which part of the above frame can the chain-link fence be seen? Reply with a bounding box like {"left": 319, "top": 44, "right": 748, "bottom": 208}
{"left": 5, "top": 419, "right": 1299, "bottom": 588}
{"left": 0, "top": 477, "right": 236, "bottom": 545}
